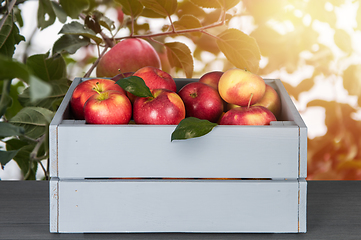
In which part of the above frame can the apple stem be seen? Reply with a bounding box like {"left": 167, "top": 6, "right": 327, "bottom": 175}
{"left": 92, "top": 82, "right": 102, "bottom": 94}
{"left": 248, "top": 93, "right": 253, "bottom": 108}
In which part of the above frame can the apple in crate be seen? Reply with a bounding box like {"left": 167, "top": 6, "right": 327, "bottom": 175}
{"left": 198, "top": 71, "right": 223, "bottom": 90}
{"left": 218, "top": 68, "right": 266, "bottom": 107}
{"left": 84, "top": 90, "right": 132, "bottom": 124}
{"left": 253, "top": 84, "right": 281, "bottom": 118}
{"left": 219, "top": 106, "right": 276, "bottom": 125}
{"left": 96, "top": 38, "right": 161, "bottom": 77}
{"left": 133, "top": 89, "right": 185, "bottom": 125}
{"left": 178, "top": 82, "right": 224, "bottom": 123}
{"left": 127, "top": 66, "right": 177, "bottom": 102}
{"left": 70, "top": 79, "right": 126, "bottom": 119}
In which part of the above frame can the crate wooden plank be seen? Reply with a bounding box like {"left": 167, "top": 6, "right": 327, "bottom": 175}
{"left": 49, "top": 78, "right": 306, "bottom": 179}
{"left": 56, "top": 123, "right": 299, "bottom": 179}
{"left": 51, "top": 179, "right": 305, "bottom": 233}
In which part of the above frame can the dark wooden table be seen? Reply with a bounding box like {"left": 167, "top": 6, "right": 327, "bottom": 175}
{"left": 1, "top": 180, "right": 361, "bottom": 239}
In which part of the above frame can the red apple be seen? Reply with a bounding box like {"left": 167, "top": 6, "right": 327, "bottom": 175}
{"left": 84, "top": 90, "right": 132, "bottom": 124}
{"left": 253, "top": 84, "right": 281, "bottom": 118}
{"left": 116, "top": 7, "right": 124, "bottom": 24}
{"left": 96, "top": 38, "right": 161, "bottom": 77}
{"left": 127, "top": 66, "right": 177, "bottom": 102}
{"left": 70, "top": 79, "right": 126, "bottom": 120}
{"left": 199, "top": 71, "right": 223, "bottom": 90}
{"left": 178, "top": 82, "right": 224, "bottom": 123}
{"left": 133, "top": 89, "right": 185, "bottom": 125}
{"left": 218, "top": 68, "right": 266, "bottom": 107}
{"left": 219, "top": 106, "right": 277, "bottom": 125}
{"left": 111, "top": 71, "right": 134, "bottom": 81}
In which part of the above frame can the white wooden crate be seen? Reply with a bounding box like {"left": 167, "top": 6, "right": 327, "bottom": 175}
{"left": 49, "top": 78, "right": 307, "bottom": 233}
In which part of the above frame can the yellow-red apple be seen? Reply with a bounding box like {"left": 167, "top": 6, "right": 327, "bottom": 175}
{"left": 218, "top": 68, "right": 266, "bottom": 106}
{"left": 84, "top": 90, "right": 132, "bottom": 124}
{"left": 198, "top": 71, "right": 223, "bottom": 90}
{"left": 70, "top": 79, "right": 126, "bottom": 120}
{"left": 96, "top": 38, "right": 161, "bottom": 77}
{"left": 219, "top": 106, "right": 276, "bottom": 125}
{"left": 253, "top": 84, "right": 281, "bottom": 118}
{"left": 133, "top": 89, "right": 185, "bottom": 125}
{"left": 178, "top": 82, "right": 224, "bottom": 123}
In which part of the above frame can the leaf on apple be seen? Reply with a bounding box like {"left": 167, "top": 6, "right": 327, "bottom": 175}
{"left": 115, "top": 76, "right": 153, "bottom": 98}
{"left": 216, "top": 28, "right": 261, "bottom": 74}
{"left": 171, "top": 117, "right": 218, "bottom": 141}
{"left": 138, "top": 0, "right": 178, "bottom": 17}
{"left": 165, "top": 42, "right": 194, "bottom": 78}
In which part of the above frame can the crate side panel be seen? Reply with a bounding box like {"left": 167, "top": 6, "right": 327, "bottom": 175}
{"left": 57, "top": 125, "right": 300, "bottom": 179}
{"left": 49, "top": 178, "right": 59, "bottom": 233}
{"left": 58, "top": 180, "right": 299, "bottom": 233}
{"left": 299, "top": 179, "right": 307, "bottom": 232}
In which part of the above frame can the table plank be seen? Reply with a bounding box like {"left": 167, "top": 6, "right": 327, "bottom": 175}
{"left": 1, "top": 181, "right": 361, "bottom": 239}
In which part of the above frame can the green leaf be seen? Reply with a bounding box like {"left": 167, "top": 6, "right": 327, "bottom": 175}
{"left": 115, "top": 76, "right": 153, "bottom": 98}
{"left": 216, "top": 28, "right": 261, "bottom": 74}
{"left": 9, "top": 107, "right": 54, "bottom": 139}
{"left": 0, "top": 80, "right": 12, "bottom": 116}
{"left": 190, "top": 0, "right": 241, "bottom": 9}
{"left": 140, "top": 8, "right": 166, "bottom": 18}
{"left": 0, "top": 13, "right": 13, "bottom": 49}
{"left": 4, "top": 81, "right": 25, "bottom": 119}
{"left": 0, "top": 122, "right": 25, "bottom": 137}
{"left": 28, "top": 75, "right": 52, "bottom": 102}
{"left": 165, "top": 42, "right": 193, "bottom": 78}
{"left": 53, "top": 34, "right": 90, "bottom": 54}
{"left": 334, "top": 29, "right": 352, "bottom": 54}
{"left": 0, "top": 17, "right": 25, "bottom": 57}
{"left": 18, "top": 79, "right": 69, "bottom": 110}
{"left": 0, "top": 150, "right": 19, "bottom": 168}
{"left": 173, "top": 14, "right": 202, "bottom": 37}
{"left": 51, "top": 1, "right": 68, "bottom": 23}
{"left": 92, "top": 10, "right": 115, "bottom": 32}
{"left": 0, "top": 55, "right": 30, "bottom": 82}
{"left": 37, "top": 0, "right": 56, "bottom": 30}
{"left": 59, "top": 21, "right": 102, "bottom": 44}
{"left": 26, "top": 53, "right": 67, "bottom": 82}
{"left": 171, "top": 117, "right": 218, "bottom": 141}
{"left": 5, "top": 139, "right": 38, "bottom": 180}
{"left": 138, "top": 0, "right": 177, "bottom": 17}
{"left": 59, "top": 0, "right": 89, "bottom": 19}
{"left": 115, "top": 0, "right": 143, "bottom": 18}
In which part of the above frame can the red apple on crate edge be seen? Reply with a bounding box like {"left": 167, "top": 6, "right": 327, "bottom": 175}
{"left": 84, "top": 90, "right": 132, "bottom": 124}
{"left": 219, "top": 106, "right": 277, "bottom": 125}
{"left": 218, "top": 68, "right": 266, "bottom": 107}
{"left": 133, "top": 89, "right": 185, "bottom": 125}
{"left": 198, "top": 71, "right": 224, "bottom": 90}
{"left": 226, "top": 84, "right": 281, "bottom": 118}
{"left": 96, "top": 38, "right": 161, "bottom": 78}
{"left": 178, "top": 82, "right": 224, "bottom": 123}
{"left": 127, "top": 66, "right": 177, "bottom": 102}
{"left": 70, "top": 79, "right": 126, "bottom": 120}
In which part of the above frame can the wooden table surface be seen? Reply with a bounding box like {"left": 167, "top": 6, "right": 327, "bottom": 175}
{"left": 1, "top": 180, "right": 360, "bottom": 240}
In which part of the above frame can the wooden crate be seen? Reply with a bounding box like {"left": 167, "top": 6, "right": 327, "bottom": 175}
{"left": 49, "top": 78, "right": 307, "bottom": 233}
